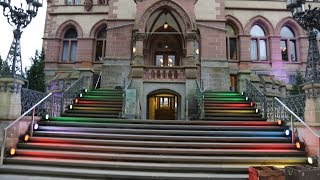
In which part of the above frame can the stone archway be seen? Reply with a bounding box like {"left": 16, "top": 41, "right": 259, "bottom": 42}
{"left": 147, "top": 89, "right": 181, "bottom": 120}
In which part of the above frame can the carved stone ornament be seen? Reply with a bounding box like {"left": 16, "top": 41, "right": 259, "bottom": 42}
{"left": 84, "top": 0, "right": 93, "bottom": 11}
{"left": 137, "top": 0, "right": 193, "bottom": 32}
{"left": 303, "top": 83, "right": 320, "bottom": 99}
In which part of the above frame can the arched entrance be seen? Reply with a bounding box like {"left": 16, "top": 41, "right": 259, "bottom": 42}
{"left": 147, "top": 90, "right": 180, "bottom": 120}
{"left": 144, "top": 8, "right": 184, "bottom": 67}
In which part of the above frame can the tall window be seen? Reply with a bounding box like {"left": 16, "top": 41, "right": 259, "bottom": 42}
{"left": 66, "top": 0, "right": 81, "bottom": 5}
{"left": 155, "top": 54, "right": 175, "bottom": 66}
{"left": 250, "top": 25, "right": 267, "bottom": 61}
{"left": 280, "top": 26, "right": 297, "bottom": 62}
{"left": 226, "top": 24, "right": 237, "bottom": 60}
{"left": 62, "top": 28, "right": 78, "bottom": 62}
{"left": 95, "top": 28, "right": 107, "bottom": 61}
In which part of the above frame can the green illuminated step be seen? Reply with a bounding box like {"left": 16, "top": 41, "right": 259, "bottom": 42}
{"left": 204, "top": 97, "right": 247, "bottom": 101}
{"left": 79, "top": 97, "right": 122, "bottom": 102}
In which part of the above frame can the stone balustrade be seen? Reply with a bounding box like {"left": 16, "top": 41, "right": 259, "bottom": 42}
{"left": 144, "top": 66, "right": 186, "bottom": 82}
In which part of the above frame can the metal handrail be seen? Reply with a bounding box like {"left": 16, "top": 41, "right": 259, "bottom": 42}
{"left": 274, "top": 97, "right": 320, "bottom": 167}
{"left": 274, "top": 97, "right": 320, "bottom": 138}
{"left": 60, "top": 76, "right": 84, "bottom": 115}
{"left": 246, "top": 80, "right": 268, "bottom": 118}
{"left": 95, "top": 71, "right": 102, "bottom": 89}
{"left": 0, "top": 93, "right": 53, "bottom": 165}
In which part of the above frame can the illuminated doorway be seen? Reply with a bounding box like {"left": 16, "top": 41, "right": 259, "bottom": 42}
{"left": 147, "top": 91, "right": 179, "bottom": 120}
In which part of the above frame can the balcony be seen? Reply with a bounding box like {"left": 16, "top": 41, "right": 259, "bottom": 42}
{"left": 144, "top": 66, "right": 186, "bottom": 82}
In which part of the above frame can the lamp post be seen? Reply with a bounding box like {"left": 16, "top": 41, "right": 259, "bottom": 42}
{"left": 286, "top": 0, "right": 320, "bottom": 86}
{"left": 0, "top": 0, "right": 42, "bottom": 79}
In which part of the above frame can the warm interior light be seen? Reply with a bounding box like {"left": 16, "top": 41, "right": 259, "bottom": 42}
{"left": 296, "top": 141, "right": 301, "bottom": 149}
{"left": 9, "top": 148, "right": 16, "bottom": 156}
{"left": 163, "top": 22, "right": 169, "bottom": 29}
{"left": 277, "top": 119, "right": 282, "bottom": 125}
{"left": 34, "top": 123, "right": 39, "bottom": 130}
{"left": 45, "top": 114, "right": 49, "bottom": 120}
{"left": 24, "top": 134, "right": 30, "bottom": 142}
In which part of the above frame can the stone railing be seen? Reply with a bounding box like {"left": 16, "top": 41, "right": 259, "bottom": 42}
{"left": 143, "top": 66, "right": 186, "bottom": 81}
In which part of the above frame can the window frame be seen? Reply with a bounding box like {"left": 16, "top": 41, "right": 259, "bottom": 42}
{"left": 94, "top": 27, "right": 107, "bottom": 62}
{"left": 250, "top": 25, "right": 268, "bottom": 61}
{"left": 280, "top": 26, "right": 297, "bottom": 62}
{"left": 61, "top": 28, "right": 78, "bottom": 62}
{"left": 226, "top": 24, "right": 238, "bottom": 61}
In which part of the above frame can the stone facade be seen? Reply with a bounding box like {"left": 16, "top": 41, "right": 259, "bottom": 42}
{"left": 43, "top": 0, "right": 320, "bottom": 119}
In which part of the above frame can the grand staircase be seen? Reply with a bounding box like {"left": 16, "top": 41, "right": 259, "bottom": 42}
{"left": 0, "top": 90, "right": 307, "bottom": 179}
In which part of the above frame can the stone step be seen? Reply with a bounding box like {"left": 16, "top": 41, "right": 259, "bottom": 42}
{"left": 202, "top": 117, "right": 267, "bottom": 121}
{"left": 0, "top": 164, "right": 249, "bottom": 180}
{"left": 14, "top": 149, "right": 306, "bottom": 164}
{"left": 33, "top": 131, "right": 292, "bottom": 143}
{"left": 17, "top": 143, "right": 305, "bottom": 157}
{"left": 38, "top": 121, "right": 287, "bottom": 131}
{"left": 47, "top": 117, "right": 274, "bottom": 125}
{"left": 36, "top": 126, "right": 287, "bottom": 137}
{"left": 61, "top": 113, "right": 120, "bottom": 118}
{"left": 29, "top": 137, "right": 297, "bottom": 149}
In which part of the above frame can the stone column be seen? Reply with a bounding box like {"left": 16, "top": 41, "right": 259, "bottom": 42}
{"left": 236, "top": 70, "right": 251, "bottom": 93}
{"left": 303, "top": 84, "right": 320, "bottom": 123}
{"left": 78, "top": 68, "right": 94, "bottom": 90}
{"left": 0, "top": 78, "right": 24, "bottom": 120}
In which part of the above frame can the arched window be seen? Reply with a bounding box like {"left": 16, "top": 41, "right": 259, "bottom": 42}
{"left": 62, "top": 28, "right": 78, "bottom": 62}
{"left": 226, "top": 24, "right": 238, "bottom": 60}
{"left": 250, "top": 25, "right": 267, "bottom": 61}
{"left": 280, "top": 26, "right": 297, "bottom": 62}
{"left": 95, "top": 27, "right": 107, "bottom": 61}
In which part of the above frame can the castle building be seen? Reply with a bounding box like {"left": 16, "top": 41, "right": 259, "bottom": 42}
{"left": 43, "top": 0, "right": 320, "bottom": 120}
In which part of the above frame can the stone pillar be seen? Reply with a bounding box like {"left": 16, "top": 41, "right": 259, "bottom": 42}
{"left": 303, "top": 84, "right": 320, "bottom": 123}
{"left": 0, "top": 78, "right": 24, "bottom": 120}
{"left": 132, "top": 31, "right": 145, "bottom": 66}
{"left": 78, "top": 68, "right": 94, "bottom": 89}
{"left": 236, "top": 70, "right": 251, "bottom": 93}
